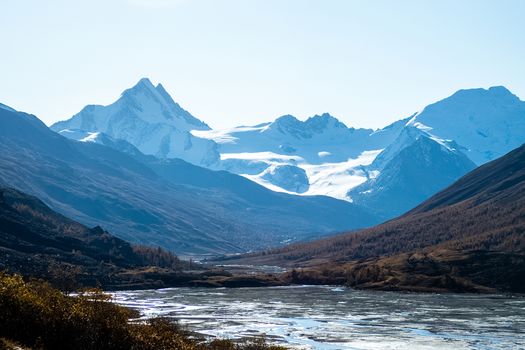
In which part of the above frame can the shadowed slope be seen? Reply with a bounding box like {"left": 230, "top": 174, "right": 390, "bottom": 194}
{"left": 0, "top": 107, "right": 379, "bottom": 255}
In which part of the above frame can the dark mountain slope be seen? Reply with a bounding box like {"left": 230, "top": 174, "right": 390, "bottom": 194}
{"left": 223, "top": 145, "right": 525, "bottom": 292}
{"left": 0, "top": 187, "right": 186, "bottom": 288}
{"left": 0, "top": 188, "right": 138, "bottom": 266}
{"left": 0, "top": 107, "right": 379, "bottom": 255}
{"left": 409, "top": 141, "right": 525, "bottom": 213}
{"left": 0, "top": 187, "right": 289, "bottom": 290}
{"left": 349, "top": 132, "right": 476, "bottom": 217}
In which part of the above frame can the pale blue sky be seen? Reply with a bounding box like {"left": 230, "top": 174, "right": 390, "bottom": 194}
{"left": 1, "top": 0, "right": 524, "bottom": 129}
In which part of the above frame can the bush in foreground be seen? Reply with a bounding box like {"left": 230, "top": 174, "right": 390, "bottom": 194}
{"left": 0, "top": 272, "right": 285, "bottom": 350}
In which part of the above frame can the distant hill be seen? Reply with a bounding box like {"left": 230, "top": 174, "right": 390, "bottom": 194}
{"left": 222, "top": 144, "right": 525, "bottom": 293}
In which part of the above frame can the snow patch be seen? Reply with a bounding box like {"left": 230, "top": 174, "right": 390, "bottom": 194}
{"left": 221, "top": 152, "right": 304, "bottom": 163}
{"left": 80, "top": 132, "right": 101, "bottom": 143}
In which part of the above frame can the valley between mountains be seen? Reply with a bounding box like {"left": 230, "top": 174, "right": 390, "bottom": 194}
{"left": 4, "top": 3, "right": 525, "bottom": 349}
{"left": 0, "top": 79, "right": 524, "bottom": 294}
{"left": 219, "top": 143, "right": 525, "bottom": 293}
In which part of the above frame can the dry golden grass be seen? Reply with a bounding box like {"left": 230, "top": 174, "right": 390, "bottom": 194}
{"left": 0, "top": 272, "right": 286, "bottom": 350}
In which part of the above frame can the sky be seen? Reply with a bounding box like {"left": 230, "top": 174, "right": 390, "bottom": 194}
{"left": 1, "top": 0, "right": 524, "bottom": 130}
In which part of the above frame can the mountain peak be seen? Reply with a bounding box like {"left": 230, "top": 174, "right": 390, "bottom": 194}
{"left": 264, "top": 113, "right": 350, "bottom": 140}
{"left": 409, "top": 85, "right": 525, "bottom": 165}
{"left": 154, "top": 82, "right": 177, "bottom": 108}
{"left": 487, "top": 85, "right": 521, "bottom": 100}
{"left": 136, "top": 77, "right": 155, "bottom": 89}
{"left": 273, "top": 114, "right": 299, "bottom": 123}
{"left": 50, "top": 77, "right": 216, "bottom": 165}
{"left": 305, "top": 113, "right": 347, "bottom": 130}
{"left": 155, "top": 82, "right": 169, "bottom": 96}
{"left": 155, "top": 82, "right": 167, "bottom": 91}
{"left": 309, "top": 112, "right": 334, "bottom": 120}
{"left": 447, "top": 85, "right": 520, "bottom": 103}
{"left": 488, "top": 85, "right": 511, "bottom": 93}
{"left": 270, "top": 114, "right": 300, "bottom": 129}
{"left": 130, "top": 77, "right": 155, "bottom": 92}
{"left": 122, "top": 77, "right": 158, "bottom": 99}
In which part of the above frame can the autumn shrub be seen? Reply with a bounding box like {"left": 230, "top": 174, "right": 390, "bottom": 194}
{"left": 0, "top": 272, "right": 286, "bottom": 350}
{"left": 207, "top": 337, "right": 286, "bottom": 350}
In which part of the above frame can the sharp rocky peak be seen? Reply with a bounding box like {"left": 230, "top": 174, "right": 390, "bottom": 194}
{"left": 305, "top": 113, "right": 347, "bottom": 130}
{"left": 122, "top": 78, "right": 167, "bottom": 104}
{"left": 273, "top": 114, "right": 300, "bottom": 124}
{"left": 272, "top": 113, "right": 346, "bottom": 130}
{"left": 113, "top": 78, "right": 209, "bottom": 129}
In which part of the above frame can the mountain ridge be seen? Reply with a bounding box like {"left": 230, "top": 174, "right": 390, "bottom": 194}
{"left": 0, "top": 186, "right": 187, "bottom": 289}
{"left": 49, "top": 81, "right": 525, "bottom": 220}
{"left": 51, "top": 78, "right": 218, "bottom": 165}
{"left": 1, "top": 106, "right": 380, "bottom": 255}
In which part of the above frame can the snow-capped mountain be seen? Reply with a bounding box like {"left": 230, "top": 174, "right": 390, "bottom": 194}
{"left": 194, "top": 113, "right": 386, "bottom": 164}
{"left": 349, "top": 87, "right": 525, "bottom": 216}
{"left": 193, "top": 86, "right": 525, "bottom": 217}
{"left": 193, "top": 113, "right": 414, "bottom": 200}
{"left": 193, "top": 113, "right": 396, "bottom": 199}
{"left": 406, "top": 86, "right": 525, "bottom": 165}
{"left": 51, "top": 82, "right": 525, "bottom": 219}
{"left": 348, "top": 126, "right": 477, "bottom": 216}
{"left": 51, "top": 78, "right": 219, "bottom": 166}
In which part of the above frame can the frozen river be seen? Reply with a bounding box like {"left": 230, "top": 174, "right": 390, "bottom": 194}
{"left": 112, "top": 285, "right": 525, "bottom": 350}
